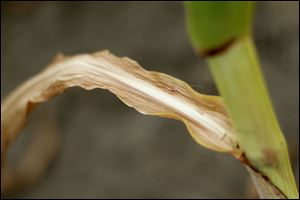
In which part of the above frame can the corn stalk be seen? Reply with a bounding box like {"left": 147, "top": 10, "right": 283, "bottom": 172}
{"left": 184, "top": 1, "right": 298, "bottom": 198}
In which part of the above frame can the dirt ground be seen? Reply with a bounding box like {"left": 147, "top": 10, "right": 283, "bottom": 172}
{"left": 1, "top": 2, "right": 299, "bottom": 198}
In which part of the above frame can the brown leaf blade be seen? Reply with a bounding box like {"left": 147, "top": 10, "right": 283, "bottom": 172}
{"left": 1, "top": 50, "right": 286, "bottom": 198}
{"left": 1, "top": 51, "right": 238, "bottom": 163}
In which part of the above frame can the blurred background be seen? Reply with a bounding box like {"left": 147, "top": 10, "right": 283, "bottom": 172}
{"left": 1, "top": 1, "right": 299, "bottom": 198}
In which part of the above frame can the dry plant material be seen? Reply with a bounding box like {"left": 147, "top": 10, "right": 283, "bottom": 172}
{"left": 1, "top": 51, "right": 238, "bottom": 158}
{"left": 1, "top": 113, "right": 60, "bottom": 196}
{"left": 1, "top": 50, "right": 285, "bottom": 198}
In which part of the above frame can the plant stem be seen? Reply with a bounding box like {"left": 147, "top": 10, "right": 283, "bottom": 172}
{"left": 208, "top": 36, "right": 298, "bottom": 198}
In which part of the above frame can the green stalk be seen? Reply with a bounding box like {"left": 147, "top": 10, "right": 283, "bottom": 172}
{"left": 184, "top": 1, "right": 298, "bottom": 198}
{"left": 209, "top": 37, "right": 298, "bottom": 198}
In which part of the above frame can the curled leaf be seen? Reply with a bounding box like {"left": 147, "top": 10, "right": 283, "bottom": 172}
{"left": 1, "top": 50, "right": 289, "bottom": 198}
{"left": 1, "top": 51, "right": 239, "bottom": 165}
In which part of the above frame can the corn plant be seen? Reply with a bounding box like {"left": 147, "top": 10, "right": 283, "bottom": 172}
{"left": 1, "top": 1, "right": 298, "bottom": 199}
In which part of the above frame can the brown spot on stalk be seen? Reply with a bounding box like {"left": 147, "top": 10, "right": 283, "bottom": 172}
{"left": 262, "top": 148, "right": 279, "bottom": 168}
{"left": 198, "top": 37, "right": 236, "bottom": 57}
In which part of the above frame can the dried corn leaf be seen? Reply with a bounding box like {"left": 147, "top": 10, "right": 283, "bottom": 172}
{"left": 1, "top": 113, "right": 60, "bottom": 196}
{"left": 1, "top": 51, "right": 239, "bottom": 163}
{"left": 1, "top": 50, "right": 285, "bottom": 198}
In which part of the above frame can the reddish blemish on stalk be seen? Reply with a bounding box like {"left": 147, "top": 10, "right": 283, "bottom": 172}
{"left": 198, "top": 37, "right": 236, "bottom": 57}
{"left": 262, "top": 148, "right": 279, "bottom": 168}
